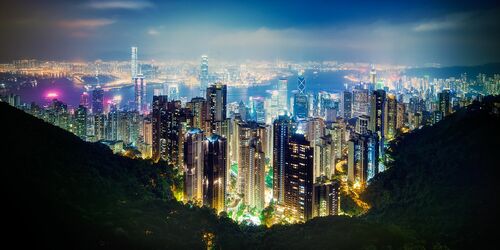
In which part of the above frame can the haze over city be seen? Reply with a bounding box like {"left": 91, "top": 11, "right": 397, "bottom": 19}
{"left": 1, "top": 0, "right": 500, "bottom": 65}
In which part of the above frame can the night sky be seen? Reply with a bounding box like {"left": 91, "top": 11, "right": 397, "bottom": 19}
{"left": 0, "top": 0, "right": 499, "bottom": 65}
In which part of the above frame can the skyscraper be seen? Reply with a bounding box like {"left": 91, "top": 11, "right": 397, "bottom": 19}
{"left": 151, "top": 95, "right": 168, "bottom": 161}
{"left": 186, "top": 97, "right": 208, "bottom": 132}
{"left": 206, "top": 84, "right": 227, "bottom": 136}
{"left": 278, "top": 77, "right": 288, "bottom": 111}
{"left": 352, "top": 88, "right": 369, "bottom": 117}
{"left": 131, "top": 46, "right": 138, "bottom": 78}
{"left": 75, "top": 105, "right": 87, "bottom": 140}
{"left": 184, "top": 128, "right": 205, "bottom": 204}
{"left": 438, "top": 89, "right": 452, "bottom": 117}
{"left": 293, "top": 93, "right": 309, "bottom": 119}
{"left": 92, "top": 87, "right": 104, "bottom": 115}
{"left": 341, "top": 91, "right": 352, "bottom": 120}
{"left": 200, "top": 55, "right": 209, "bottom": 96}
{"left": 203, "top": 134, "right": 227, "bottom": 213}
{"left": 285, "top": 133, "right": 314, "bottom": 222}
{"left": 237, "top": 121, "right": 267, "bottom": 210}
{"left": 273, "top": 115, "right": 293, "bottom": 204}
{"left": 298, "top": 74, "right": 306, "bottom": 94}
{"left": 312, "top": 178, "right": 340, "bottom": 218}
{"left": 134, "top": 73, "right": 146, "bottom": 113}
{"left": 386, "top": 94, "right": 398, "bottom": 140}
{"left": 347, "top": 132, "right": 379, "bottom": 187}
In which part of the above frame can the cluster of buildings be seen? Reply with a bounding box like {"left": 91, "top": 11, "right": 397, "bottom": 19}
{"left": 2, "top": 48, "right": 500, "bottom": 224}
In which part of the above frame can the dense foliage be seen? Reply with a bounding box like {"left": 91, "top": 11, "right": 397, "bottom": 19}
{"left": 2, "top": 97, "right": 498, "bottom": 249}
{"left": 363, "top": 96, "right": 500, "bottom": 249}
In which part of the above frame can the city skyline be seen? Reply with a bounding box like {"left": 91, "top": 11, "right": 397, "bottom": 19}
{"left": 1, "top": 0, "right": 499, "bottom": 65}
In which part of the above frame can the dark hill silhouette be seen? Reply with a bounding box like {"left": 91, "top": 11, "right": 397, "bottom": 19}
{"left": 363, "top": 96, "right": 500, "bottom": 249}
{"left": 0, "top": 102, "right": 412, "bottom": 249}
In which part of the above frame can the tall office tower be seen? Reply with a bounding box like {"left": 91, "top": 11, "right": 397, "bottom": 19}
{"left": 184, "top": 128, "right": 205, "bottom": 204}
{"left": 278, "top": 77, "right": 288, "bottom": 111}
{"left": 131, "top": 46, "right": 138, "bottom": 78}
{"left": 106, "top": 109, "right": 118, "bottom": 141}
{"left": 142, "top": 117, "right": 153, "bottom": 158}
{"left": 352, "top": 88, "right": 369, "bottom": 118}
{"left": 438, "top": 89, "right": 452, "bottom": 117}
{"left": 272, "top": 115, "right": 292, "bottom": 204}
{"left": 312, "top": 178, "right": 340, "bottom": 218}
{"left": 249, "top": 96, "right": 266, "bottom": 123}
{"left": 386, "top": 94, "right": 398, "bottom": 140}
{"left": 206, "top": 84, "right": 227, "bottom": 135}
{"left": 92, "top": 87, "right": 104, "bottom": 115}
{"left": 75, "top": 105, "right": 87, "bottom": 140}
{"left": 370, "top": 65, "right": 377, "bottom": 86}
{"left": 94, "top": 114, "right": 106, "bottom": 141}
{"left": 369, "top": 89, "right": 387, "bottom": 140}
{"left": 200, "top": 55, "right": 209, "bottom": 96}
{"left": 315, "top": 135, "right": 335, "bottom": 180}
{"left": 203, "top": 134, "right": 227, "bottom": 213}
{"left": 326, "top": 121, "right": 346, "bottom": 164}
{"left": 164, "top": 100, "right": 183, "bottom": 168}
{"left": 134, "top": 73, "right": 146, "bottom": 113}
{"left": 347, "top": 132, "right": 379, "bottom": 187}
{"left": 238, "top": 122, "right": 267, "bottom": 209}
{"left": 242, "top": 137, "right": 266, "bottom": 210}
{"left": 117, "top": 111, "right": 132, "bottom": 144}
{"left": 293, "top": 93, "right": 309, "bottom": 119}
{"left": 305, "top": 117, "right": 325, "bottom": 145}
{"left": 355, "top": 115, "right": 370, "bottom": 135}
{"left": 298, "top": 74, "right": 306, "bottom": 94}
{"left": 80, "top": 92, "right": 90, "bottom": 109}
{"left": 285, "top": 133, "right": 314, "bottom": 222}
{"left": 341, "top": 91, "right": 352, "bottom": 120}
{"left": 186, "top": 97, "right": 208, "bottom": 132}
{"left": 369, "top": 90, "right": 387, "bottom": 170}
{"left": 151, "top": 95, "right": 169, "bottom": 161}
{"left": 396, "top": 102, "right": 405, "bottom": 129}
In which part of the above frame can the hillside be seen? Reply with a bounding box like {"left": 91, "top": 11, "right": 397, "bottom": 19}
{"left": 363, "top": 96, "right": 500, "bottom": 249}
{"left": 0, "top": 102, "right": 412, "bottom": 249}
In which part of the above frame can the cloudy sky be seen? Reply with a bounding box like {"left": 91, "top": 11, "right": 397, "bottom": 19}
{"left": 0, "top": 0, "right": 499, "bottom": 65}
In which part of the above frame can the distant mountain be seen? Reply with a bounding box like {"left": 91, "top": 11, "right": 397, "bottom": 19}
{"left": 0, "top": 102, "right": 412, "bottom": 249}
{"left": 363, "top": 96, "right": 500, "bottom": 249}
{"left": 404, "top": 63, "right": 500, "bottom": 78}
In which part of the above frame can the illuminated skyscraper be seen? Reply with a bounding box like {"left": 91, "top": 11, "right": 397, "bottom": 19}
{"left": 370, "top": 65, "right": 377, "bottom": 85}
{"left": 75, "top": 105, "right": 87, "bottom": 140}
{"left": 278, "top": 77, "right": 288, "bottom": 111}
{"left": 347, "top": 132, "right": 379, "bottom": 187}
{"left": 352, "top": 88, "right": 369, "bottom": 117}
{"left": 203, "top": 134, "right": 227, "bottom": 212}
{"left": 237, "top": 121, "right": 267, "bottom": 209}
{"left": 80, "top": 92, "right": 90, "bottom": 109}
{"left": 273, "top": 115, "right": 293, "bottom": 204}
{"left": 312, "top": 178, "right": 340, "bottom": 218}
{"left": 131, "top": 46, "right": 138, "bottom": 78}
{"left": 298, "top": 74, "right": 306, "bottom": 94}
{"left": 386, "top": 94, "right": 398, "bottom": 140}
{"left": 200, "top": 55, "right": 209, "bottom": 96}
{"left": 186, "top": 97, "right": 208, "bottom": 132}
{"left": 92, "top": 87, "right": 104, "bottom": 115}
{"left": 293, "top": 93, "right": 309, "bottom": 119}
{"left": 206, "top": 84, "right": 227, "bottom": 135}
{"left": 341, "top": 91, "right": 352, "bottom": 119}
{"left": 438, "top": 89, "right": 452, "bottom": 117}
{"left": 151, "top": 95, "right": 168, "bottom": 161}
{"left": 249, "top": 96, "right": 265, "bottom": 123}
{"left": 134, "top": 73, "right": 146, "bottom": 113}
{"left": 285, "top": 133, "right": 314, "bottom": 222}
{"left": 184, "top": 128, "right": 205, "bottom": 204}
